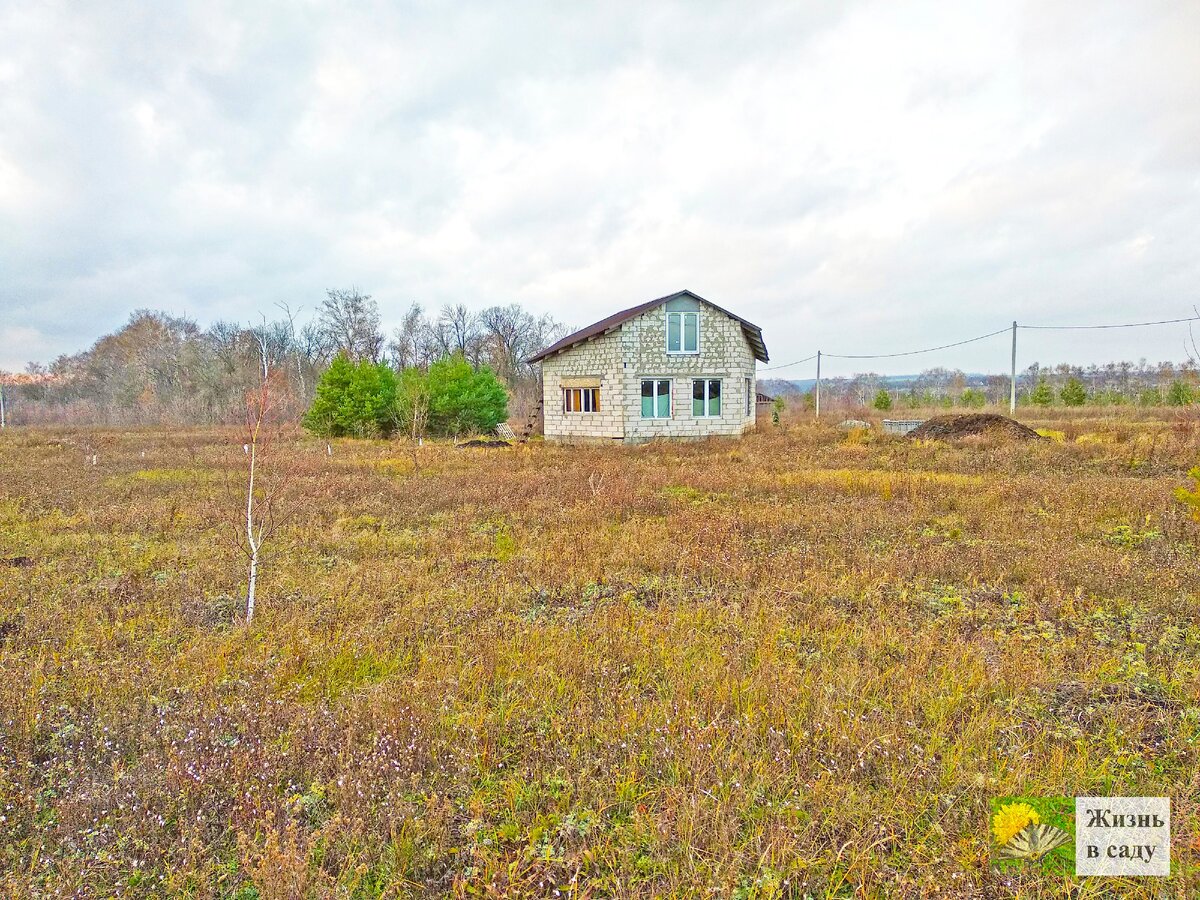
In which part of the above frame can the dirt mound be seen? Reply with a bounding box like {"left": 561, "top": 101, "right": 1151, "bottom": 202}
{"left": 455, "top": 439, "right": 512, "bottom": 449}
{"left": 907, "top": 413, "right": 1043, "bottom": 441}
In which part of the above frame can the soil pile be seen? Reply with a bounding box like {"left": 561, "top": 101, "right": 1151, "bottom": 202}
{"left": 907, "top": 413, "right": 1043, "bottom": 441}
{"left": 455, "top": 439, "right": 512, "bottom": 449}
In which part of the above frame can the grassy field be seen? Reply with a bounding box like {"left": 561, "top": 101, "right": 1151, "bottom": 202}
{"left": 1, "top": 411, "right": 1198, "bottom": 897}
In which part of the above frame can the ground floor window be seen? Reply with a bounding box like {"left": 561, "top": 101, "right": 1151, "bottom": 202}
{"left": 641, "top": 379, "right": 671, "bottom": 418}
{"left": 693, "top": 379, "right": 721, "bottom": 417}
{"left": 746, "top": 377, "right": 753, "bottom": 416}
{"left": 564, "top": 387, "right": 600, "bottom": 412}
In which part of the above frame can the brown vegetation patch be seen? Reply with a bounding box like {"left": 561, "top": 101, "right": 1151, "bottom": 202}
{"left": 907, "top": 413, "right": 1043, "bottom": 441}
{"left": 180, "top": 592, "right": 243, "bottom": 628}
{"left": 523, "top": 578, "right": 665, "bottom": 619}
{"left": 1041, "top": 680, "right": 1185, "bottom": 752}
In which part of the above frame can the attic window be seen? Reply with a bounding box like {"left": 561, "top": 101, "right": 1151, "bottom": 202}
{"left": 666, "top": 311, "right": 699, "bottom": 354}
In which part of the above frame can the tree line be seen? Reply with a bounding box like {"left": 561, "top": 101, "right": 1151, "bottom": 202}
{"left": 763, "top": 358, "right": 1200, "bottom": 411}
{"left": 8, "top": 295, "right": 1198, "bottom": 425}
{"left": 1, "top": 289, "right": 566, "bottom": 427}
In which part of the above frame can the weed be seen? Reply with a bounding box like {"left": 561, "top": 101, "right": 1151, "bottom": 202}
{"left": 1101, "top": 517, "right": 1162, "bottom": 548}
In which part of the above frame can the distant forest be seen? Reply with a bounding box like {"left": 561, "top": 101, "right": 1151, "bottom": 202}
{"left": 0, "top": 290, "right": 566, "bottom": 426}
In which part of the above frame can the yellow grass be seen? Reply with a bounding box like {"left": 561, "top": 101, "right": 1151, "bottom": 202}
{"left": 0, "top": 418, "right": 1198, "bottom": 897}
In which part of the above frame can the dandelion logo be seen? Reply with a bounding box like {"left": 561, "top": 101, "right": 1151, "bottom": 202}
{"left": 990, "top": 797, "right": 1074, "bottom": 873}
{"left": 993, "top": 801, "right": 1040, "bottom": 845}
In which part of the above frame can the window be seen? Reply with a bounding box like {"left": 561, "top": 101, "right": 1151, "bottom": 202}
{"left": 564, "top": 387, "right": 600, "bottom": 412}
{"left": 746, "top": 378, "right": 753, "bottom": 416}
{"left": 641, "top": 379, "right": 671, "bottom": 418}
{"left": 692, "top": 379, "right": 721, "bottom": 417}
{"left": 666, "top": 311, "right": 699, "bottom": 354}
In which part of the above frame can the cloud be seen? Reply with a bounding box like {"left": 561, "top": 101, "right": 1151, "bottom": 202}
{"left": 1, "top": 0, "right": 1198, "bottom": 374}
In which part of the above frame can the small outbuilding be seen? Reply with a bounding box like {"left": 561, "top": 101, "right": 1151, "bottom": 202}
{"left": 526, "top": 290, "right": 769, "bottom": 444}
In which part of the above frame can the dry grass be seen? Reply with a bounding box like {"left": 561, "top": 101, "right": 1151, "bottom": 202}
{"left": 1, "top": 413, "right": 1198, "bottom": 898}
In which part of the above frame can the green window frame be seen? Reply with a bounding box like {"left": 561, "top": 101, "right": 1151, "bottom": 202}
{"left": 641, "top": 379, "right": 671, "bottom": 418}
{"left": 692, "top": 379, "right": 721, "bottom": 417}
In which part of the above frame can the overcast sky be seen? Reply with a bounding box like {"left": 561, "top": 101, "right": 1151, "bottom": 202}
{"left": 2, "top": 1, "right": 1199, "bottom": 377}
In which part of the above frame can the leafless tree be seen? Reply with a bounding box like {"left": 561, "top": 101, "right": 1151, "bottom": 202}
{"left": 276, "top": 302, "right": 309, "bottom": 398}
{"left": 249, "top": 318, "right": 272, "bottom": 383}
{"left": 847, "top": 372, "right": 882, "bottom": 407}
{"left": 223, "top": 328, "right": 302, "bottom": 623}
{"left": 389, "top": 303, "right": 439, "bottom": 370}
{"left": 478, "top": 304, "right": 565, "bottom": 384}
{"left": 231, "top": 367, "right": 296, "bottom": 623}
{"left": 434, "top": 304, "right": 485, "bottom": 365}
{"left": 915, "top": 367, "right": 966, "bottom": 401}
{"left": 478, "top": 305, "right": 525, "bottom": 379}
{"left": 985, "top": 374, "right": 1009, "bottom": 403}
{"left": 317, "top": 288, "right": 384, "bottom": 362}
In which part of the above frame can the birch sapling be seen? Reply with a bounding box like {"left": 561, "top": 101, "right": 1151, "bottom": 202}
{"left": 235, "top": 369, "right": 295, "bottom": 623}
{"left": 393, "top": 368, "right": 431, "bottom": 473}
{"left": 407, "top": 379, "right": 430, "bottom": 474}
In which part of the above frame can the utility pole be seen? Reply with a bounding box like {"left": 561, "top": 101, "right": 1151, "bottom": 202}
{"left": 815, "top": 350, "right": 822, "bottom": 418}
{"left": 1009, "top": 321, "right": 1017, "bottom": 414}
{"left": 0, "top": 382, "right": 6, "bottom": 429}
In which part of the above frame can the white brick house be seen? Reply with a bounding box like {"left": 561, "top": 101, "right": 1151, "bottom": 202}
{"left": 526, "top": 290, "right": 769, "bottom": 444}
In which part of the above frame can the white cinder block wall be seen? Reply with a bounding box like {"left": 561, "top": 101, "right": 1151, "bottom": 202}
{"left": 540, "top": 297, "right": 758, "bottom": 444}
{"left": 540, "top": 330, "right": 625, "bottom": 441}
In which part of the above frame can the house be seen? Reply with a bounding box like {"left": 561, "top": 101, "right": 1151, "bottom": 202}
{"left": 755, "top": 390, "right": 777, "bottom": 420}
{"left": 526, "top": 289, "right": 769, "bottom": 443}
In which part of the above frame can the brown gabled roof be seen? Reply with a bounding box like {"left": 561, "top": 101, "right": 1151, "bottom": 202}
{"left": 525, "top": 289, "right": 769, "bottom": 364}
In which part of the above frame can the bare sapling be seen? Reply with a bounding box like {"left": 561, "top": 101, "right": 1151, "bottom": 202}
{"left": 276, "top": 301, "right": 307, "bottom": 398}
{"left": 233, "top": 368, "right": 296, "bottom": 623}
{"left": 408, "top": 386, "right": 430, "bottom": 473}
{"left": 244, "top": 381, "right": 265, "bottom": 621}
{"left": 396, "top": 372, "right": 431, "bottom": 473}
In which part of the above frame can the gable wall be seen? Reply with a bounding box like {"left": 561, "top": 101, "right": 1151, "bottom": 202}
{"left": 618, "top": 302, "right": 757, "bottom": 442}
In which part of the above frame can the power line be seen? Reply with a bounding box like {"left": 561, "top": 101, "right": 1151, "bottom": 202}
{"left": 1020, "top": 315, "right": 1200, "bottom": 331}
{"left": 762, "top": 312, "right": 1199, "bottom": 373}
{"left": 763, "top": 353, "right": 818, "bottom": 371}
{"left": 823, "top": 327, "right": 1010, "bottom": 360}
